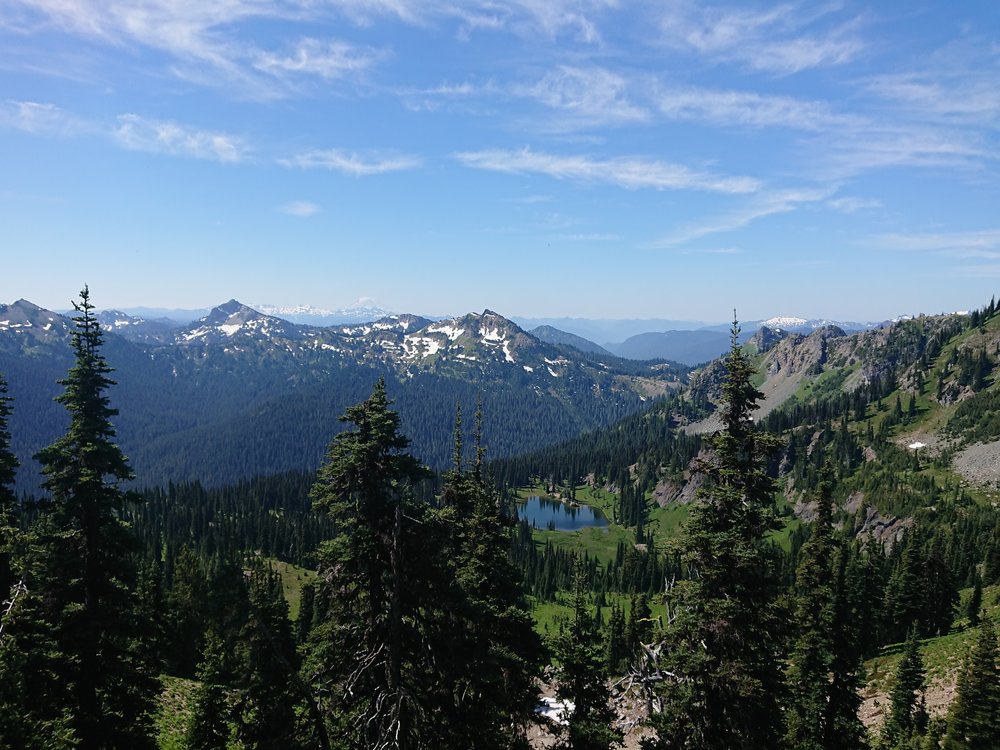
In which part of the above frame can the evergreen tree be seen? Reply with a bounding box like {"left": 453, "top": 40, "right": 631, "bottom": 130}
{"left": 921, "top": 537, "right": 958, "bottom": 637}
{"left": 187, "top": 629, "right": 233, "bottom": 750}
{"left": 166, "top": 544, "right": 209, "bottom": 676}
{"left": 624, "top": 594, "right": 653, "bottom": 664}
{"left": 785, "top": 466, "right": 857, "bottom": 750}
{"left": 826, "top": 544, "right": 869, "bottom": 750}
{"left": 443, "top": 403, "right": 543, "bottom": 749}
{"left": 881, "top": 628, "right": 927, "bottom": 749}
{"left": 942, "top": 618, "right": 1000, "bottom": 750}
{"left": 644, "top": 316, "right": 786, "bottom": 750}
{"left": 551, "top": 558, "right": 622, "bottom": 750}
{"left": 966, "top": 576, "right": 982, "bottom": 628}
{"left": 883, "top": 536, "right": 926, "bottom": 644}
{"left": 606, "top": 601, "right": 628, "bottom": 675}
{"left": 1, "top": 287, "right": 158, "bottom": 748}
{"left": 307, "top": 378, "right": 469, "bottom": 749}
{"left": 235, "top": 565, "right": 302, "bottom": 749}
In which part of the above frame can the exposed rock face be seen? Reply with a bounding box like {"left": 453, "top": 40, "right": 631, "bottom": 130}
{"left": 790, "top": 490, "right": 912, "bottom": 548}
{"left": 652, "top": 451, "right": 709, "bottom": 506}
{"left": 748, "top": 325, "right": 787, "bottom": 354}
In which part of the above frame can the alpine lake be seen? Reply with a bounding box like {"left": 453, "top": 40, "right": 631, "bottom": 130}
{"left": 517, "top": 495, "right": 610, "bottom": 532}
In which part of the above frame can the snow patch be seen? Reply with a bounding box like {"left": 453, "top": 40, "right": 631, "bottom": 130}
{"left": 183, "top": 327, "right": 210, "bottom": 341}
{"left": 428, "top": 324, "right": 465, "bottom": 341}
{"left": 502, "top": 339, "right": 515, "bottom": 363}
{"left": 403, "top": 335, "right": 441, "bottom": 358}
{"left": 480, "top": 326, "right": 503, "bottom": 342}
{"left": 219, "top": 323, "right": 242, "bottom": 336}
{"left": 908, "top": 441, "right": 926, "bottom": 450}
{"left": 536, "top": 697, "right": 573, "bottom": 725}
{"left": 523, "top": 365, "right": 534, "bottom": 373}
{"left": 761, "top": 316, "right": 808, "bottom": 328}
{"left": 547, "top": 367, "right": 559, "bottom": 377}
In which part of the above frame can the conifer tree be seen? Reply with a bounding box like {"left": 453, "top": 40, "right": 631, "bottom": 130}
{"left": 881, "top": 628, "right": 927, "bottom": 749}
{"left": 235, "top": 565, "right": 302, "bottom": 749}
{"left": 942, "top": 618, "right": 1000, "bottom": 749}
{"left": 606, "top": 601, "right": 628, "bottom": 675}
{"left": 644, "top": 316, "right": 785, "bottom": 749}
{"left": 825, "top": 544, "right": 869, "bottom": 750}
{"left": 3, "top": 287, "right": 158, "bottom": 748}
{"left": 552, "top": 558, "right": 622, "bottom": 750}
{"left": 785, "top": 466, "right": 851, "bottom": 750}
{"left": 966, "top": 576, "right": 982, "bottom": 628}
{"left": 187, "top": 629, "right": 233, "bottom": 750}
{"left": 443, "top": 402, "right": 543, "bottom": 749}
{"left": 308, "top": 378, "right": 470, "bottom": 749}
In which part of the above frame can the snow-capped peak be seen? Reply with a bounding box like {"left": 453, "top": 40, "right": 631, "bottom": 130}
{"left": 761, "top": 316, "right": 808, "bottom": 329}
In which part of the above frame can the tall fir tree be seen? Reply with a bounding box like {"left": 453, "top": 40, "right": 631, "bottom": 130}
{"left": 307, "top": 378, "right": 474, "bottom": 749}
{"left": 186, "top": 628, "right": 233, "bottom": 750}
{"left": 1, "top": 287, "right": 158, "bottom": 748}
{"left": 825, "top": 543, "right": 869, "bottom": 750}
{"left": 784, "top": 467, "right": 868, "bottom": 750}
{"left": 551, "top": 558, "right": 622, "bottom": 750}
{"left": 942, "top": 617, "right": 1000, "bottom": 750}
{"left": 880, "top": 628, "right": 927, "bottom": 749}
{"left": 235, "top": 565, "right": 303, "bottom": 749}
{"left": 644, "top": 316, "right": 786, "bottom": 750}
{"left": 442, "top": 402, "right": 543, "bottom": 749}
{"left": 785, "top": 467, "right": 843, "bottom": 749}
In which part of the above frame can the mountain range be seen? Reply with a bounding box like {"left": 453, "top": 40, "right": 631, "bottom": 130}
{"left": 0, "top": 298, "right": 685, "bottom": 491}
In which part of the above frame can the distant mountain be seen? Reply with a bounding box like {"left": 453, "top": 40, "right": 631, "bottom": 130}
{"left": 608, "top": 330, "right": 751, "bottom": 366}
{"left": 511, "top": 316, "right": 705, "bottom": 344}
{"left": 115, "top": 306, "right": 210, "bottom": 324}
{"left": 529, "top": 325, "right": 612, "bottom": 356}
{"left": 252, "top": 299, "right": 395, "bottom": 326}
{"left": 697, "top": 316, "right": 878, "bottom": 335}
{"left": 0, "top": 299, "right": 687, "bottom": 491}
{"left": 96, "top": 310, "right": 180, "bottom": 344}
{"left": 605, "top": 317, "right": 882, "bottom": 365}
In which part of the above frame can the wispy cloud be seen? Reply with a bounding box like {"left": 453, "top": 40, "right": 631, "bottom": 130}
{"left": 451, "top": 0, "right": 618, "bottom": 43}
{"left": 658, "top": 0, "right": 863, "bottom": 75}
{"left": 281, "top": 148, "right": 421, "bottom": 175}
{"left": 252, "top": 38, "right": 384, "bottom": 80}
{"left": 827, "top": 196, "right": 881, "bottom": 213}
{"left": 278, "top": 200, "right": 321, "bottom": 217}
{"left": 114, "top": 114, "right": 248, "bottom": 163}
{"left": 0, "top": 99, "right": 90, "bottom": 136}
{"left": 655, "top": 86, "right": 856, "bottom": 132}
{"left": 874, "top": 229, "right": 1000, "bottom": 258}
{"left": 816, "top": 126, "right": 990, "bottom": 177}
{"left": 559, "top": 232, "right": 621, "bottom": 241}
{"left": 4, "top": 0, "right": 615, "bottom": 98}
{"left": 512, "top": 65, "right": 649, "bottom": 129}
{"left": 454, "top": 147, "right": 760, "bottom": 194}
{"left": 3, "top": 1, "right": 384, "bottom": 98}
{"left": 652, "top": 186, "right": 834, "bottom": 246}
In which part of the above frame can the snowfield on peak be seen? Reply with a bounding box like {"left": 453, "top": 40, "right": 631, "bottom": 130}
{"left": 761, "top": 316, "right": 808, "bottom": 328}
{"left": 427, "top": 324, "right": 465, "bottom": 340}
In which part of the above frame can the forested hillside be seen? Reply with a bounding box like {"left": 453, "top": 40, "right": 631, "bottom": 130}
{"left": 0, "top": 298, "right": 685, "bottom": 490}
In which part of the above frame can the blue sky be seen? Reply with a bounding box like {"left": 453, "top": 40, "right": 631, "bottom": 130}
{"left": 1, "top": 1, "right": 998, "bottom": 322}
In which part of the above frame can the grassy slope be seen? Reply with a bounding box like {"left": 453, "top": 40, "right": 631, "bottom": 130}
{"left": 862, "top": 585, "right": 1000, "bottom": 733}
